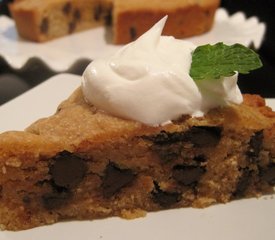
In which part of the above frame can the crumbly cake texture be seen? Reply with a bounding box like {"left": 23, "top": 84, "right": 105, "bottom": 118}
{"left": 9, "top": 0, "right": 220, "bottom": 44}
{"left": 0, "top": 88, "right": 274, "bottom": 231}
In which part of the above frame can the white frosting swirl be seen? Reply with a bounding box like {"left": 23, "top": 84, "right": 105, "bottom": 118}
{"left": 82, "top": 17, "right": 243, "bottom": 126}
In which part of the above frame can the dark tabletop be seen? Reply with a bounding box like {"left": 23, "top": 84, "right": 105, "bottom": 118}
{"left": 0, "top": 0, "right": 274, "bottom": 106}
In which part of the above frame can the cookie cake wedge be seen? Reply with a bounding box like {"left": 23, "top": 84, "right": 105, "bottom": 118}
{"left": 0, "top": 18, "right": 274, "bottom": 230}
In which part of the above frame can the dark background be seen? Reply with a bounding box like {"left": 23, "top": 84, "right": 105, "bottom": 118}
{"left": 222, "top": 0, "right": 275, "bottom": 98}
{"left": 0, "top": 0, "right": 274, "bottom": 105}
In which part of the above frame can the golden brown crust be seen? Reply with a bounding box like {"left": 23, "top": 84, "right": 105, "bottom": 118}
{"left": 243, "top": 94, "right": 275, "bottom": 118}
{"left": 22, "top": 89, "right": 273, "bottom": 148}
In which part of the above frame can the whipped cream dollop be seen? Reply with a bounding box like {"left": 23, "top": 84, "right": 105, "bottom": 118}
{"left": 82, "top": 17, "right": 243, "bottom": 126}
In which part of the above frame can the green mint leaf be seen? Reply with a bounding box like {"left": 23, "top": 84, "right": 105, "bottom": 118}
{"left": 189, "top": 42, "right": 263, "bottom": 81}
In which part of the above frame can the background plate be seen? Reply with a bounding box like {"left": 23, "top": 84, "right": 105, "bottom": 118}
{"left": 0, "top": 74, "right": 274, "bottom": 240}
{"left": 0, "top": 8, "right": 266, "bottom": 72}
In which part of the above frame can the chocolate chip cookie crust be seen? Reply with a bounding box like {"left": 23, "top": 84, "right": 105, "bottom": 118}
{"left": 0, "top": 89, "right": 274, "bottom": 231}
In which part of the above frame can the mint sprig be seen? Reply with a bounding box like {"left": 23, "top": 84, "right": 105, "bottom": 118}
{"left": 189, "top": 42, "right": 262, "bottom": 81}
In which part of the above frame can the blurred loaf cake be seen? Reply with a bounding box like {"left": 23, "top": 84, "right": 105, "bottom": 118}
{"left": 9, "top": 0, "right": 220, "bottom": 44}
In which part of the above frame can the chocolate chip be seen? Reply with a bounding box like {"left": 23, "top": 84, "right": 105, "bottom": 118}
{"left": 172, "top": 165, "right": 205, "bottom": 186}
{"left": 151, "top": 181, "right": 181, "bottom": 207}
{"left": 185, "top": 126, "right": 222, "bottom": 147}
{"left": 22, "top": 195, "right": 31, "bottom": 204}
{"left": 144, "top": 130, "right": 187, "bottom": 145}
{"left": 50, "top": 151, "right": 87, "bottom": 189}
{"left": 159, "top": 150, "right": 180, "bottom": 162}
{"left": 233, "top": 168, "right": 251, "bottom": 198}
{"left": 42, "top": 188, "right": 72, "bottom": 210}
{"left": 152, "top": 144, "right": 182, "bottom": 162}
{"left": 94, "top": 4, "right": 102, "bottom": 21}
{"left": 35, "top": 180, "right": 50, "bottom": 187}
{"left": 249, "top": 130, "right": 264, "bottom": 154}
{"left": 144, "top": 127, "right": 222, "bottom": 147}
{"left": 204, "top": 10, "right": 211, "bottom": 16}
{"left": 129, "top": 27, "right": 137, "bottom": 41}
{"left": 73, "top": 9, "right": 81, "bottom": 21}
{"left": 102, "top": 162, "right": 136, "bottom": 198}
{"left": 104, "top": 11, "right": 112, "bottom": 25}
{"left": 62, "top": 2, "right": 72, "bottom": 15}
{"left": 40, "top": 17, "right": 49, "bottom": 34}
{"left": 0, "top": 185, "right": 2, "bottom": 198}
{"left": 193, "top": 155, "right": 207, "bottom": 162}
{"left": 247, "top": 130, "right": 264, "bottom": 162}
{"left": 68, "top": 21, "right": 76, "bottom": 33}
{"left": 260, "top": 163, "right": 275, "bottom": 185}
